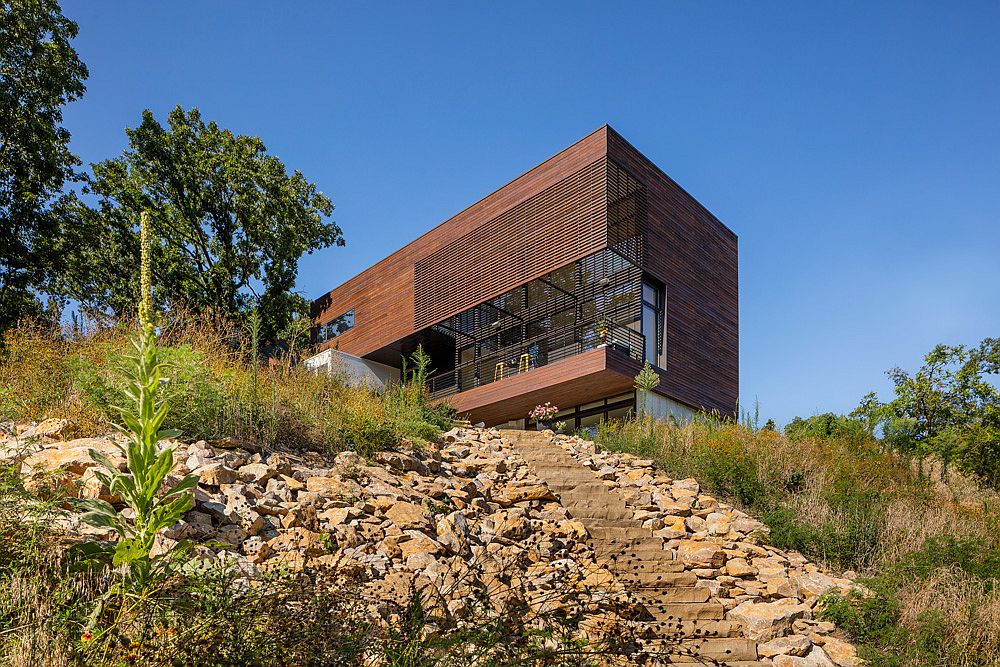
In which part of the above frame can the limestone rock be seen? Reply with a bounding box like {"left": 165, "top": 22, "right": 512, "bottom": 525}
{"left": 759, "top": 634, "right": 813, "bottom": 657}
{"left": 729, "top": 599, "right": 811, "bottom": 641}
{"left": 385, "top": 501, "right": 431, "bottom": 531}
{"left": 436, "top": 510, "right": 470, "bottom": 555}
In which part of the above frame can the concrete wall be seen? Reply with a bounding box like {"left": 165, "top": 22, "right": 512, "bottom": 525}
{"left": 642, "top": 391, "right": 696, "bottom": 424}
{"left": 303, "top": 349, "right": 401, "bottom": 390}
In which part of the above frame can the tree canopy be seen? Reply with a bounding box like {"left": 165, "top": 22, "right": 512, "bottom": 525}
{"left": 0, "top": 0, "right": 87, "bottom": 335}
{"left": 852, "top": 338, "right": 1000, "bottom": 486}
{"left": 63, "top": 106, "right": 343, "bottom": 339}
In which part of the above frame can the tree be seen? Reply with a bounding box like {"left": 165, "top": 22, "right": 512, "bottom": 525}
{"left": 855, "top": 338, "right": 1000, "bottom": 485}
{"left": 0, "top": 0, "right": 88, "bottom": 336}
{"left": 63, "top": 106, "right": 343, "bottom": 340}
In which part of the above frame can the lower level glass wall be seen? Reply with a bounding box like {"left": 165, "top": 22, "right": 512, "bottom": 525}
{"left": 527, "top": 392, "right": 636, "bottom": 432}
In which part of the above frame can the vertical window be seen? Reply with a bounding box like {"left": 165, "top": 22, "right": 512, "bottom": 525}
{"left": 641, "top": 280, "right": 665, "bottom": 368}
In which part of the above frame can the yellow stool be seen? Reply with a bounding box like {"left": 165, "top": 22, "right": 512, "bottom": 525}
{"left": 518, "top": 353, "right": 533, "bottom": 374}
{"left": 493, "top": 363, "right": 504, "bottom": 381}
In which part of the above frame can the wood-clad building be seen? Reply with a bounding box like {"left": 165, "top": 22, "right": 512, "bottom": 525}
{"left": 312, "top": 126, "right": 738, "bottom": 427}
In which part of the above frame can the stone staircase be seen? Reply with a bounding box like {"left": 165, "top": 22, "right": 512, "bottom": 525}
{"left": 503, "top": 429, "right": 763, "bottom": 666}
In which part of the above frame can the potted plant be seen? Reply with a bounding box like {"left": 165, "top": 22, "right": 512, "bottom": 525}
{"left": 529, "top": 402, "right": 559, "bottom": 431}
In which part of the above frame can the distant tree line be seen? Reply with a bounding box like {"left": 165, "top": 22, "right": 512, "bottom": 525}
{"left": 786, "top": 337, "right": 1000, "bottom": 489}
{"left": 1, "top": 0, "right": 343, "bottom": 344}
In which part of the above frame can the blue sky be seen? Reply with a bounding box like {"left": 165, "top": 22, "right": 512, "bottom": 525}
{"left": 61, "top": 1, "right": 1000, "bottom": 426}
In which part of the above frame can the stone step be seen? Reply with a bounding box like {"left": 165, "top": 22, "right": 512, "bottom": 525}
{"left": 616, "top": 571, "right": 698, "bottom": 588}
{"left": 610, "top": 559, "right": 686, "bottom": 574}
{"left": 641, "top": 602, "right": 725, "bottom": 621}
{"left": 628, "top": 619, "right": 743, "bottom": 639}
{"left": 586, "top": 526, "right": 651, "bottom": 540}
{"left": 633, "top": 587, "right": 712, "bottom": 604}
{"left": 642, "top": 638, "right": 758, "bottom": 662}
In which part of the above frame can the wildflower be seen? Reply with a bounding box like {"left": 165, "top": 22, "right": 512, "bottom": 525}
{"left": 81, "top": 631, "right": 93, "bottom": 642}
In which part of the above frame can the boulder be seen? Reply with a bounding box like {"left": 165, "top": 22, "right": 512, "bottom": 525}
{"left": 759, "top": 634, "right": 813, "bottom": 658}
{"left": 817, "top": 636, "right": 859, "bottom": 666}
{"left": 436, "top": 510, "right": 470, "bottom": 555}
{"left": 385, "top": 501, "right": 431, "bottom": 531}
{"left": 20, "top": 438, "right": 123, "bottom": 477}
{"left": 773, "top": 646, "right": 836, "bottom": 667}
{"left": 729, "top": 599, "right": 811, "bottom": 641}
{"left": 676, "top": 539, "right": 726, "bottom": 568}
{"left": 196, "top": 463, "right": 238, "bottom": 486}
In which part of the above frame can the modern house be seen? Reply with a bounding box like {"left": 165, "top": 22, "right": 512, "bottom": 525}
{"left": 311, "top": 126, "right": 738, "bottom": 428}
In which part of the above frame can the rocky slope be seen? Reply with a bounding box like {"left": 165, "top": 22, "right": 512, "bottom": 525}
{"left": 3, "top": 419, "right": 861, "bottom": 666}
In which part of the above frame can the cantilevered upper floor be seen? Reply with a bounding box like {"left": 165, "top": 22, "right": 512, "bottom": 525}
{"left": 312, "top": 125, "right": 738, "bottom": 426}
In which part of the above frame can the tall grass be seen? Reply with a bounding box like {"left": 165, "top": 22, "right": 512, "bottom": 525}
{"left": 0, "top": 318, "right": 453, "bottom": 455}
{"left": 595, "top": 416, "right": 1000, "bottom": 666}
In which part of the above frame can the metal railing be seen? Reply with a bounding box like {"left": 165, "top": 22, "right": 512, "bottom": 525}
{"left": 426, "top": 321, "right": 645, "bottom": 399}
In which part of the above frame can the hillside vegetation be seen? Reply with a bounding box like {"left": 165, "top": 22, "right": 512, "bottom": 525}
{"left": 595, "top": 416, "right": 1000, "bottom": 666}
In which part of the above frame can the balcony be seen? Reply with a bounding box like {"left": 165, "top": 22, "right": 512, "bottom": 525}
{"left": 426, "top": 321, "right": 645, "bottom": 400}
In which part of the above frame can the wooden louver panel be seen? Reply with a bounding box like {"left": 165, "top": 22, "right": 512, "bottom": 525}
{"left": 413, "top": 159, "right": 608, "bottom": 329}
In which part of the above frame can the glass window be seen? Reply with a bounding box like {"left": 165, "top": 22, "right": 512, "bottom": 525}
{"left": 607, "top": 406, "right": 632, "bottom": 422}
{"left": 641, "top": 279, "right": 665, "bottom": 368}
{"left": 318, "top": 309, "right": 354, "bottom": 342}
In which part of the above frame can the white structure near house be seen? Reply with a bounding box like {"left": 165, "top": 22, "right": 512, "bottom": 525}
{"left": 303, "top": 348, "right": 400, "bottom": 390}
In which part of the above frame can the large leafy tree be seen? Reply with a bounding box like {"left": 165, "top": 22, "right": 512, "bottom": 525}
{"left": 0, "top": 0, "right": 87, "bottom": 335}
{"left": 854, "top": 338, "right": 1000, "bottom": 486}
{"left": 64, "top": 106, "right": 343, "bottom": 339}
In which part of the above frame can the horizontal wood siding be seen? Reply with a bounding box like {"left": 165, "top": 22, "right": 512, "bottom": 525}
{"left": 607, "top": 129, "right": 739, "bottom": 415}
{"left": 312, "top": 127, "right": 610, "bottom": 357}
{"left": 414, "top": 159, "right": 607, "bottom": 328}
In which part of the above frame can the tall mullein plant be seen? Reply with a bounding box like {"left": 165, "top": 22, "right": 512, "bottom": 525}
{"left": 77, "top": 211, "right": 199, "bottom": 585}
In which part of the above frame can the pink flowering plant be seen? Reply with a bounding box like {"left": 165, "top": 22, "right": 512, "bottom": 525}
{"left": 529, "top": 402, "right": 559, "bottom": 422}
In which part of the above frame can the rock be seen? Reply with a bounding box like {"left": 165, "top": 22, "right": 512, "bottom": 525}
{"left": 495, "top": 483, "right": 555, "bottom": 506}
{"left": 676, "top": 539, "right": 726, "bottom": 568}
{"left": 238, "top": 463, "right": 276, "bottom": 484}
{"left": 817, "top": 636, "right": 859, "bottom": 666}
{"left": 725, "top": 557, "right": 757, "bottom": 577}
{"left": 491, "top": 512, "right": 530, "bottom": 540}
{"left": 196, "top": 463, "right": 238, "bottom": 486}
{"left": 436, "top": 511, "right": 470, "bottom": 555}
{"left": 759, "top": 634, "right": 813, "bottom": 658}
{"left": 705, "top": 511, "right": 731, "bottom": 535}
{"left": 20, "top": 438, "right": 123, "bottom": 477}
{"left": 729, "top": 599, "right": 810, "bottom": 641}
{"left": 319, "top": 507, "right": 359, "bottom": 527}
{"left": 596, "top": 465, "right": 616, "bottom": 480}
{"left": 21, "top": 418, "right": 69, "bottom": 441}
{"left": 399, "top": 532, "right": 441, "bottom": 560}
{"left": 385, "top": 501, "right": 431, "bottom": 531}
{"left": 267, "top": 528, "right": 326, "bottom": 556}
{"left": 685, "top": 515, "right": 707, "bottom": 532}
{"left": 773, "top": 646, "right": 837, "bottom": 667}
{"left": 376, "top": 451, "right": 429, "bottom": 476}
{"left": 306, "top": 475, "right": 356, "bottom": 497}
{"left": 792, "top": 570, "right": 838, "bottom": 599}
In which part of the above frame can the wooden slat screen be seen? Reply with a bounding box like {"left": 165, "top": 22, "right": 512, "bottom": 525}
{"left": 413, "top": 158, "right": 608, "bottom": 329}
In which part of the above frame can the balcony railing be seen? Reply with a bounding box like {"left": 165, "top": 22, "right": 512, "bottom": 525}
{"left": 426, "top": 322, "right": 645, "bottom": 399}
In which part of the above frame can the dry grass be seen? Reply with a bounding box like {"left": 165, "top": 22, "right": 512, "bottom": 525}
{"left": 897, "top": 567, "right": 1000, "bottom": 666}
{"left": 0, "top": 318, "right": 452, "bottom": 455}
{"left": 595, "top": 417, "right": 1000, "bottom": 666}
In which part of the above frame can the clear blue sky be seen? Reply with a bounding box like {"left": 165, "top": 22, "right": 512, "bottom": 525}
{"left": 61, "top": 1, "right": 1000, "bottom": 426}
